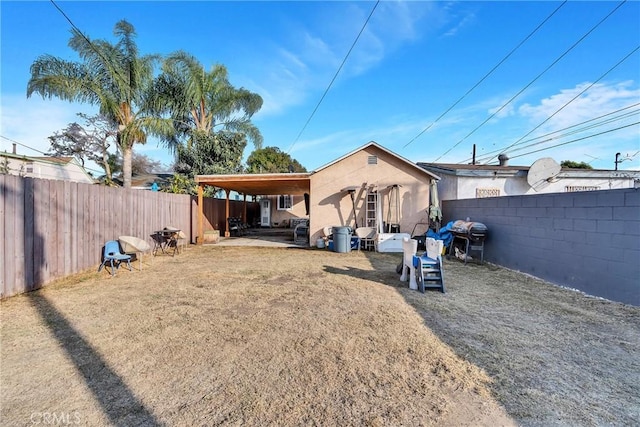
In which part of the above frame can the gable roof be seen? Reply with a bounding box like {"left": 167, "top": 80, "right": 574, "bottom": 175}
{"left": 194, "top": 142, "right": 440, "bottom": 195}
{"left": 314, "top": 141, "right": 440, "bottom": 180}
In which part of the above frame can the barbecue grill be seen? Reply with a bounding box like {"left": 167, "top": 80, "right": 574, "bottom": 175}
{"left": 448, "top": 220, "right": 488, "bottom": 264}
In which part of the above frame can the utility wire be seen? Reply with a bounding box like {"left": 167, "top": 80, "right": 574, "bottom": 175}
{"left": 470, "top": 106, "right": 640, "bottom": 163}
{"left": 403, "top": 0, "right": 567, "bottom": 149}
{"left": 432, "top": 0, "right": 628, "bottom": 163}
{"left": 507, "top": 121, "right": 639, "bottom": 160}
{"left": 483, "top": 44, "right": 640, "bottom": 164}
{"left": 0, "top": 135, "right": 106, "bottom": 176}
{"left": 463, "top": 102, "right": 640, "bottom": 163}
{"left": 286, "top": 0, "right": 380, "bottom": 154}
{"left": 472, "top": 109, "right": 640, "bottom": 163}
{"left": 49, "top": 0, "right": 130, "bottom": 100}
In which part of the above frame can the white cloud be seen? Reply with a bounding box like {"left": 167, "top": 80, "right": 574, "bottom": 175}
{"left": 244, "top": 1, "right": 448, "bottom": 119}
{"left": 518, "top": 80, "right": 640, "bottom": 132}
{"left": 0, "top": 94, "right": 175, "bottom": 171}
{"left": 0, "top": 94, "right": 94, "bottom": 156}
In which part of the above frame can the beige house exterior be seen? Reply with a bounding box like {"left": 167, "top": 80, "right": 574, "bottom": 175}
{"left": 195, "top": 142, "right": 439, "bottom": 248}
{"left": 308, "top": 142, "right": 439, "bottom": 246}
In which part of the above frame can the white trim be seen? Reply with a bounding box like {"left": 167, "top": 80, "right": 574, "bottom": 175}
{"left": 277, "top": 195, "right": 293, "bottom": 211}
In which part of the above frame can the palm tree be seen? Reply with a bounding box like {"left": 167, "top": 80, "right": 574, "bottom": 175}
{"left": 153, "top": 51, "right": 263, "bottom": 152}
{"left": 27, "top": 20, "right": 172, "bottom": 188}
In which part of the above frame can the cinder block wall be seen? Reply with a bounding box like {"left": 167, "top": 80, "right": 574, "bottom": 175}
{"left": 442, "top": 188, "right": 640, "bottom": 306}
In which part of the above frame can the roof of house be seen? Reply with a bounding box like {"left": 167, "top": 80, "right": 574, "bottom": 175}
{"left": 419, "top": 161, "right": 640, "bottom": 178}
{"left": 316, "top": 141, "right": 440, "bottom": 180}
{"left": 29, "top": 156, "right": 76, "bottom": 165}
{"left": 195, "top": 172, "right": 311, "bottom": 195}
{"left": 1, "top": 152, "right": 95, "bottom": 182}
{"left": 195, "top": 142, "right": 440, "bottom": 196}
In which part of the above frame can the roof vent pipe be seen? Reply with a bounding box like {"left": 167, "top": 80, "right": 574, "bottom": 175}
{"left": 12, "top": 143, "right": 17, "bottom": 154}
{"left": 498, "top": 153, "right": 509, "bottom": 167}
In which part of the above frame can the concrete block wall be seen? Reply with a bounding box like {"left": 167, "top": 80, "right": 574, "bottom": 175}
{"left": 442, "top": 188, "right": 640, "bottom": 306}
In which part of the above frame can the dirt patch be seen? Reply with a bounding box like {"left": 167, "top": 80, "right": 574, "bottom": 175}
{"left": 1, "top": 245, "right": 637, "bottom": 426}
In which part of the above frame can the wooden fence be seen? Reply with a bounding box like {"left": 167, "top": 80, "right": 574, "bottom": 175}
{"left": 0, "top": 175, "right": 258, "bottom": 299}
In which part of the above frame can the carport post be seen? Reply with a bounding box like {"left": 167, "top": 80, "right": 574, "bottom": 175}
{"left": 197, "top": 183, "right": 204, "bottom": 245}
{"left": 225, "top": 189, "right": 231, "bottom": 237}
{"left": 243, "top": 194, "right": 247, "bottom": 225}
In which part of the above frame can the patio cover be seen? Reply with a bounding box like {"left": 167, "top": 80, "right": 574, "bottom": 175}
{"left": 195, "top": 173, "right": 312, "bottom": 242}
{"left": 195, "top": 173, "right": 311, "bottom": 196}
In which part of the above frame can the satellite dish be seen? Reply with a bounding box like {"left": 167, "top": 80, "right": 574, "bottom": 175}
{"left": 527, "top": 157, "right": 561, "bottom": 191}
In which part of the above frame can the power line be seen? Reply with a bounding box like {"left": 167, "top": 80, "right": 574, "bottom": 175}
{"left": 432, "top": 0, "right": 628, "bottom": 163}
{"left": 469, "top": 105, "right": 640, "bottom": 164}
{"left": 286, "top": 0, "right": 380, "bottom": 154}
{"left": 506, "top": 121, "right": 640, "bottom": 160}
{"left": 472, "top": 110, "right": 640, "bottom": 164}
{"left": 464, "top": 102, "right": 640, "bottom": 163}
{"left": 1, "top": 134, "right": 106, "bottom": 176}
{"left": 49, "top": 0, "right": 131, "bottom": 101}
{"left": 483, "top": 44, "right": 640, "bottom": 164}
{"left": 403, "top": 0, "right": 568, "bottom": 149}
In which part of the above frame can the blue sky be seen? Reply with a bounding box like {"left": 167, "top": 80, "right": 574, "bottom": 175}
{"left": 1, "top": 0, "right": 639, "bottom": 174}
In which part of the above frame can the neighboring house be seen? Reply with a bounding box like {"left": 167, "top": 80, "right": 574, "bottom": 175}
{"left": 130, "top": 173, "right": 174, "bottom": 190}
{"left": 0, "top": 151, "right": 94, "bottom": 184}
{"left": 195, "top": 141, "right": 440, "bottom": 247}
{"left": 418, "top": 157, "right": 640, "bottom": 201}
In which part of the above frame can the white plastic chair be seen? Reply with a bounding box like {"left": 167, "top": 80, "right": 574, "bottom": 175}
{"left": 400, "top": 237, "right": 418, "bottom": 290}
{"left": 355, "top": 227, "right": 376, "bottom": 251}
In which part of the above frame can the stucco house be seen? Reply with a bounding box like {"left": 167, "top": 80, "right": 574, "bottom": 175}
{"left": 418, "top": 156, "right": 640, "bottom": 201}
{"left": 195, "top": 142, "right": 440, "bottom": 248}
{"left": 0, "top": 151, "right": 94, "bottom": 184}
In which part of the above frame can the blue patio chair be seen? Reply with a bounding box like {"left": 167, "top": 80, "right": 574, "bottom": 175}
{"left": 98, "top": 240, "right": 132, "bottom": 276}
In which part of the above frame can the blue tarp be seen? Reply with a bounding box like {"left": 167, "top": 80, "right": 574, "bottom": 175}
{"left": 426, "top": 220, "right": 456, "bottom": 249}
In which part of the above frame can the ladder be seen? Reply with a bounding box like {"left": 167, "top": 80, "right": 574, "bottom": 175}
{"left": 365, "top": 190, "right": 377, "bottom": 229}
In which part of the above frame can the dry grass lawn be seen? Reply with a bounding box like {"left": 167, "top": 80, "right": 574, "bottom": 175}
{"left": 1, "top": 245, "right": 638, "bottom": 426}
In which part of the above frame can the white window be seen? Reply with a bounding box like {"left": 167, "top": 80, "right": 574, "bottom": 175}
{"left": 277, "top": 195, "right": 293, "bottom": 210}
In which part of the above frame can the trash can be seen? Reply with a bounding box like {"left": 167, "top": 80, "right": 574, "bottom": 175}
{"left": 333, "top": 226, "right": 352, "bottom": 253}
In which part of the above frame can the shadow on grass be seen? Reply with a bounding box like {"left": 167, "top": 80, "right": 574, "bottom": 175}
{"left": 28, "top": 294, "right": 162, "bottom": 426}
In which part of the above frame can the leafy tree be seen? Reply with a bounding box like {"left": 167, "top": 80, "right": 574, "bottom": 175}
{"left": 27, "top": 20, "right": 173, "bottom": 188}
{"left": 175, "top": 130, "right": 247, "bottom": 177}
{"left": 167, "top": 131, "right": 246, "bottom": 196}
{"left": 47, "top": 113, "right": 117, "bottom": 182}
{"left": 246, "top": 146, "right": 307, "bottom": 173}
{"left": 561, "top": 160, "right": 593, "bottom": 169}
{"left": 0, "top": 157, "right": 9, "bottom": 175}
{"left": 152, "top": 51, "right": 263, "bottom": 152}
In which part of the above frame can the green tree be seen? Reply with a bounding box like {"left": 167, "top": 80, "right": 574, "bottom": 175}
{"left": 27, "top": 20, "right": 173, "bottom": 188}
{"left": 246, "top": 146, "right": 307, "bottom": 173}
{"left": 175, "top": 131, "right": 247, "bottom": 177}
{"left": 152, "top": 51, "right": 263, "bottom": 152}
{"left": 561, "top": 160, "right": 593, "bottom": 169}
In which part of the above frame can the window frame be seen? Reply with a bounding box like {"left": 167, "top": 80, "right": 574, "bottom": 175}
{"left": 277, "top": 195, "right": 293, "bottom": 211}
